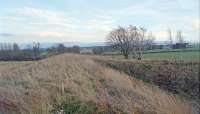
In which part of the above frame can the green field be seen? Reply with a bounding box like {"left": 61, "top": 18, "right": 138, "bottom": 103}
{"left": 142, "top": 51, "right": 199, "bottom": 61}
{"left": 109, "top": 50, "right": 200, "bottom": 61}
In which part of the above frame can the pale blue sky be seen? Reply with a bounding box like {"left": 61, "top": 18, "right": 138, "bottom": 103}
{"left": 0, "top": 0, "right": 199, "bottom": 43}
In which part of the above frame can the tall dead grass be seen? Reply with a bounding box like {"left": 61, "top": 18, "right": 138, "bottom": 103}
{"left": 0, "top": 54, "right": 198, "bottom": 114}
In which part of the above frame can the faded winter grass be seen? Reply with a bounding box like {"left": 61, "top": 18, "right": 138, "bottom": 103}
{"left": 0, "top": 54, "right": 198, "bottom": 114}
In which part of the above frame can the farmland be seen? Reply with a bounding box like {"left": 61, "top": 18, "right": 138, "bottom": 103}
{"left": 108, "top": 50, "right": 199, "bottom": 61}
{"left": 143, "top": 51, "right": 199, "bottom": 61}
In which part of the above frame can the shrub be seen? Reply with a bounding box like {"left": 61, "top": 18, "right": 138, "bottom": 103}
{"left": 52, "top": 95, "right": 126, "bottom": 114}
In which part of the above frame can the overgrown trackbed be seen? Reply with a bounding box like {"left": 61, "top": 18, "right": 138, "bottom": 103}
{"left": 0, "top": 54, "right": 198, "bottom": 114}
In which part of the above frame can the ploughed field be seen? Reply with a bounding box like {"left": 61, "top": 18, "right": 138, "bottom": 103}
{"left": 0, "top": 54, "right": 199, "bottom": 114}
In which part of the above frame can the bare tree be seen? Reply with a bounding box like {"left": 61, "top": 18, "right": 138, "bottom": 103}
{"left": 92, "top": 47, "right": 104, "bottom": 55}
{"left": 7, "top": 43, "right": 13, "bottom": 51}
{"left": 71, "top": 45, "right": 80, "bottom": 53}
{"left": 168, "top": 29, "right": 173, "bottom": 48}
{"left": 107, "top": 25, "right": 147, "bottom": 59}
{"left": 13, "top": 43, "right": 20, "bottom": 51}
{"left": 107, "top": 26, "right": 132, "bottom": 59}
{"left": 33, "top": 42, "right": 40, "bottom": 58}
{"left": 176, "top": 30, "right": 184, "bottom": 43}
{"left": 137, "top": 27, "right": 146, "bottom": 60}
{"left": 145, "top": 32, "right": 155, "bottom": 50}
{"left": 0, "top": 43, "right": 3, "bottom": 51}
{"left": 57, "top": 43, "right": 65, "bottom": 53}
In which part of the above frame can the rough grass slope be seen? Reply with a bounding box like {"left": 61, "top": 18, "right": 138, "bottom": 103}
{"left": 0, "top": 54, "right": 198, "bottom": 114}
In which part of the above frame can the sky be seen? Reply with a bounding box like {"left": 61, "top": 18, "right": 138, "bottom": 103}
{"left": 0, "top": 0, "right": 199, "bottom": 43}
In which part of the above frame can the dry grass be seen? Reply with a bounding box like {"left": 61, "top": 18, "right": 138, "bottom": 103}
{"left": 96, "top": 57, "right": 200, "bottom": 103}
{"left": 0, "top": 54, "right": 198, "bottom": 114}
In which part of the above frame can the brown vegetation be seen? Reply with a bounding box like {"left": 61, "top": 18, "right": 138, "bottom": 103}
{"left": 96, "top": 58, "right": 200, "bottom": 104}
{"left": 0, "top": 54, "right": 198, "bottom": 114}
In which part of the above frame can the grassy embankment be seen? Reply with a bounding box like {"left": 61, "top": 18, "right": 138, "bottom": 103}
{"left": 0, "top": 54, "right": 198, "bottom": 114}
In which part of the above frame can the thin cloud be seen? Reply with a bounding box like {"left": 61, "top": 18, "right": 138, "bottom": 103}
{"left": 0, "top": 33, "right": 15, "bottom": 37}
{"left": 0, "top": 0, "right": 199, "bottom": 42}
{"left": 192, "top": 19, "right": 200, "bottom": 30}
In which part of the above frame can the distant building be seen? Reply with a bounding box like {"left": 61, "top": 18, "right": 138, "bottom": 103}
{"left": 152, "top": 45, "right": 164, "bottom": 49}
{"left": 172, "top": 43, "right": 189, "bottom": 49}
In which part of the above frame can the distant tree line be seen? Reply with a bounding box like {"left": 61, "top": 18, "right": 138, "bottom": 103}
{"left": 47, "top": 44, "right": 80, "bottom": 54}
{"left": 0, "top": 42, "right": 80, "bottom": 61}
{"left": 0, "top": 42, "right": 41, "bottom": 61}
{"left": 92, "top": 46, "right": 115, "bottom": 55}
